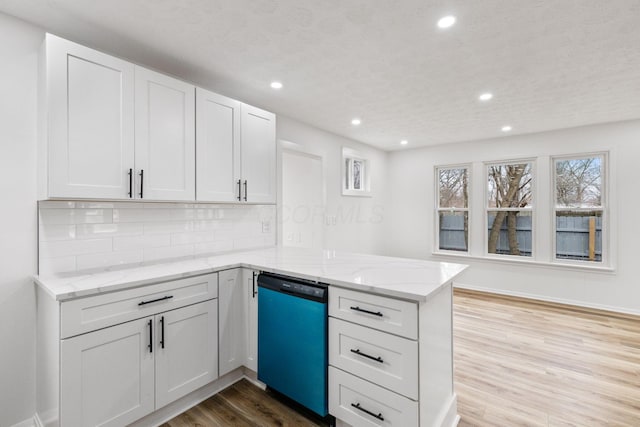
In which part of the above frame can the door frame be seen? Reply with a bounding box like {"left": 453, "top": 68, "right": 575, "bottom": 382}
{"left": 277, "top": 140, "right": 327, "bottom": 249}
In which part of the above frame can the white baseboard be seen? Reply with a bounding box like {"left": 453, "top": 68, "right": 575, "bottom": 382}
{"left": 454, "top": 282, "right": 640, "bottom": 317}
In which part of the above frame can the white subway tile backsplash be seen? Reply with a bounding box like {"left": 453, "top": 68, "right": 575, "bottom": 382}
{"left": 39, "top": 224, "right": 76, "bottom": 241}
{"left": 113, "top": 234, "right": 171, "bottom": 251}
{"left": 76, "top": 223, "right": 144, "bottom": 239}
{"left": 38, "top": 203, "right": 276, "bottom": 275}
{"left": 39, "top": 256, "right": 76, "bottom": 276}
{"left": 143, "top": 244, "right": 194, "bottom": 262}
{"left": 76, "top": 250, "right": 143, "bottom": 271}
{"left": 40, "top": 238, "right": 112, "bottom": 258}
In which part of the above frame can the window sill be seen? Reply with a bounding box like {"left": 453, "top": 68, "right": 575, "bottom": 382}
{"left": 431, "top": 251, "right": 615, "bottom": 274}
{"left": 341, "top": 189, "right": 372, "bottom": 197}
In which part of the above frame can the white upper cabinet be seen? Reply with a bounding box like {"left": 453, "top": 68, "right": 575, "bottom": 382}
{"left": 196, "top": 94, "right": 276, "bottom": 204}
{"left": 135, "top": 67, "right": 195, "bottom": 201}
{"left": 240, "top": 104, "right": 276, "bottom": 203}
{"left": 43, "top": 34, "right": 135, "bottom": 199}
{"left": 196, "top": 89, "right": 241, "bottom": 202}
{"left": 41, "top": 34, "right": 275, "bottom": 203}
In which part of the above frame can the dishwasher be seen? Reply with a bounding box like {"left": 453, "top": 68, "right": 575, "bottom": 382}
{"left": 257, "top": 272, "right": 329, "bottom": 418}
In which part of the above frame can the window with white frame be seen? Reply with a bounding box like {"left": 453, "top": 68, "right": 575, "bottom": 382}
{"left": 436, "top": 166, "right": 470, "bottom": 252}
{"left": 553, "top": 154, "right": 605, "bottom": 263}
{"left": 342, "top": 147, "right": 371, "bottom": 196}
{"left": 486, "top": 162, "right": 533, "bottom": 257}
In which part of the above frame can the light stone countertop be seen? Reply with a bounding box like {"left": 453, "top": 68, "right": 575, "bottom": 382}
{"left": 34, "top": 246, "right": 468, "bottom": 302}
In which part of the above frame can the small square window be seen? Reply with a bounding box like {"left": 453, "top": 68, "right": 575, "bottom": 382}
{"left": 342, "top": 148, "right": 371, "bottom": 196}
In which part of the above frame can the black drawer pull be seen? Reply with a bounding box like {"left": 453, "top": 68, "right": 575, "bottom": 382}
{"left": 138, "top": 295, "right": 173, "bottom": 306}
{"left": 350, "top": 348, "right": 384, "bottom": 363}
{"left": 160, "top": 316, "right": 165, "bottom": 349}
{"left": 350, "top": 306, "right": 383, "bottom": 317}
{"left": 351, "top": 403, "right": 384, "bottom": 421}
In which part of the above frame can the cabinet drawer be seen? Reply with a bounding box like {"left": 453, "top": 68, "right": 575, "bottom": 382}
{"left": 61, "top": 273, "right": 218, "bottom": 338}
{"left": 329, "top": 287, "right": 418, "bottom": 339}
{"left": 329, "top": 318, "right": 418, "bottom": 400}
{"left": 329, "top": 367, "right": 418, "bottom": 427}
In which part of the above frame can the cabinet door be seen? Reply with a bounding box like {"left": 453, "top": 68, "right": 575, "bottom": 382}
{"left": 46, "top": 34, "right": 135, "bottom": 199}
{"left": 196, "top": 88, "right": 241, "bottom": 202}
{"left": 218, "top": 269, "right": 246, "bottom": 376}
{"left": 244, "top": 269, "right": 259, "bottom": 371}
{"left": 60, "top": 317, "right": 154, "bottom": 427}
{"left": 240, "top": 104, "right": 276, "bottom": 203}
{"left": 135, "top": 66, "right": 195, "bottom": 201}
{"left": 155, "top": 299, "right": 218, "bottom": 408}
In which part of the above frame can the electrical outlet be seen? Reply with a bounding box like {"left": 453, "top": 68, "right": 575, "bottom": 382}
{"left": 262, "top": 220, "right": 271, "bottom": 233}
{"left": 326, "top": 215, "right": 337, "bottom": 226}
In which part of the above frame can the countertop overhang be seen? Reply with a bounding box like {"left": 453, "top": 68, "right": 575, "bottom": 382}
{"left": 34, "top": 247, "right": 468, "bottom": 302}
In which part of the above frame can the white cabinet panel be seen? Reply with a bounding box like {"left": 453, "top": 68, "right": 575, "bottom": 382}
{"left": 46, "top": 34, "right": 135, "bottom": 199}
{"left": 135, "top": 67, "right": 195, "bottom": 201}
{"left": 329, "top": 318, "right": 418, "bottom": 400}
{"left": 155, "top": 299, "right": 218, "bottom": 408}
{"left": 60, "top": 317, "right": 154, "bottom": 427}
{"left": 196, "top": 89, "right": 241, "bottom": 202}
{"left": 240, "top": 104, "right": 276, "bottom": 203}
{"left": 244, "top": 268, "right": 259, "bottom": 371}
{"left": 329, "top": 367, "right": 418, "bottom": 427}
{"left": 218, "top": 269, "right": 246, "bottom": 375}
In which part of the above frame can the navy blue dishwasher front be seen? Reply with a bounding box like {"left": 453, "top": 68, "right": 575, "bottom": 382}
{"left": 257, "top": 273, "right": 328, "bottom": 417}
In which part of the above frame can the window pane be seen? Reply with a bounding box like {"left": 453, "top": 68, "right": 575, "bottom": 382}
{"left": 353, "top": 160, "right": 362, "bottom": 190}
{"left": 344, "top": 158, "right": 350, "bottom": 189}
{"left": 556, "top": 211, "right": 602, "bottom": 262}
{"left": 438, "top": 168, "right": 468, "bottom": 208}
{"left": 487, "top": 210, "right": 532, "bottom": 257}
{"left": 555, "top": 157, "right": 602, "bottom": 208}
{"left": 439, "top": 211, "right": 468, "bottom": 252}
{"left": 487, "top": 163, "right": 533, "bottom": 208}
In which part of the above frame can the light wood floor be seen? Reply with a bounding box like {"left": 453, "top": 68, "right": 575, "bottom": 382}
{"left": 455, "top": 289, "right": 640, "bottom": 426}
{"left": 164, "top": 290, "right": 640, "bottom": 426}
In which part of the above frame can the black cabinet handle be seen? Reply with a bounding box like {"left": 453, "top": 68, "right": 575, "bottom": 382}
{"left": 237, "top": 179, "right": 242, "bottom": 201}
{"left": 252, "top": 271, "right": 257, "bottom": 298}
{"left": 350, "top": 306, "right": 383, "bottom": 317}
{"left": 139, "top": 169, "right": 144, "bottom": 198}
{"left": 160, "top": 316, "right": 165, "bottom": 349}
{"left": 350, "top": 348, "right": 384, "bottom": 363}
{"left": 128, "top": 168, "right": 133, "bottom": 198}
{"left": 138, "top": 295, "right": 173, "bottom": 306}
{"left": 243, "top": 180, "right": 248, "bottom": 201}
{"left": 148, "top": 319, "right": 153, "bottom": 353}
{"left": 351, "top": 403, "right": 384, "bottom": 421}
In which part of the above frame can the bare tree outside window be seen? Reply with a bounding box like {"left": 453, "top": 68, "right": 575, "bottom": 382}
{"left": 487, "top": 163, "right": 533, "bottom": 256}
{"left": 554, "top": 156, "right": 604, "bottom": 262}
{"left": 437, "top": 167, "right": 469, "bottom": 252}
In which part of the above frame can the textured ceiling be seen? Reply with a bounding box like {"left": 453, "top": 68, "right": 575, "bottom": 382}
{"left": 1, "top": 0, "right": 640, "bottom": 150}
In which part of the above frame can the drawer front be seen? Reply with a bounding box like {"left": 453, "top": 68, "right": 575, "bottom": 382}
{"left": 329, "top": 287, "right": 418, "bottom": 339}
{"left": 329, "top": 367, "right": 418, "bottom": 427}
{"left": 329, "top": 318, "right": 418, "bottom": 400}
{"left": 61, "top": 273, "right": 218, "bottom": 338}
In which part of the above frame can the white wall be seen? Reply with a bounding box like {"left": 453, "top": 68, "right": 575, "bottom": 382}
{"left": 277, "top": 116, "right": 389, "bottom": 255}
{"left": 387, "top": 120, "right": 640, "bottom": 314}
{"left": 0, "top": 13, "right": 41, "bottom": 426}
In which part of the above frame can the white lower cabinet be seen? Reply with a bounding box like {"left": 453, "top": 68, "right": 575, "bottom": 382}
{"left": 60, "top": 299, "right": 218, "bottom": 426}
{"left": 329, "top": 367, "right": 419, "bottom": 427}
{"left": 218, "top": 269, "right": 246, "bottom": 375}
{"left": 60, "top": 317, "right": 155, "bottom": 427}
{"left": 155, "top": 300, "right": 218, "bottom": 408}
{"left": 244, "top": 268, "right": 259, "bottom": 372}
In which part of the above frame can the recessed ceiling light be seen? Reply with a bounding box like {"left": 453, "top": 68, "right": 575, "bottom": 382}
{"left": 351, "top": 118, "right": 361, "bottom": 126}
{"left": 437, "top": 15, "right": 456, "bottom": 29}
{"left": 400, "top": 140, "right": 409, "bottom": 145}
{"left": 479, "top": 92, "right": 493, "bottom": 101}
{"left": 501, "top": 125, "right": 512, "bottom": 132}
{"left": 270, "top": 81, "right": 283, "bottom": 89}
